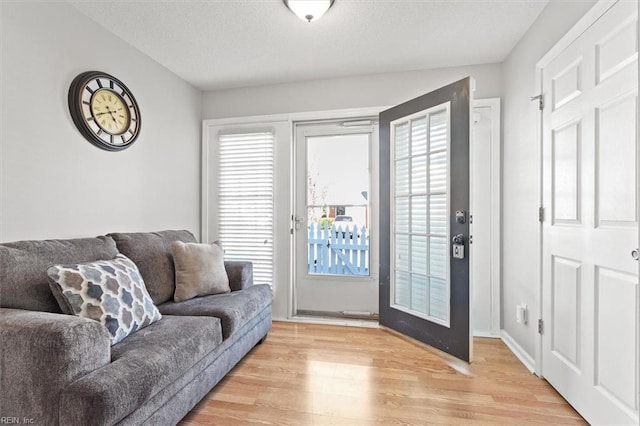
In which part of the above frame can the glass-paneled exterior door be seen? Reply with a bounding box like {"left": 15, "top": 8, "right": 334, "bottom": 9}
{"left": 379, "top": 78, "right": 473, "bottom": 362}
{"left": 294, "top": 120, "right": 379, "bottom": 317}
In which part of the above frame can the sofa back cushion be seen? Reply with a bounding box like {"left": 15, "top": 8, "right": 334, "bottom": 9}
{"left": 0, "top": 236, "right": 119, "bottom": 312}
{"left": 107, "top": 230, "right": 197, "bottom": 305}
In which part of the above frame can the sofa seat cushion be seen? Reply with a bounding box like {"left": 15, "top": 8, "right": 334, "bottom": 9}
{"left": 107, "top": 230, "right": 197, "bottom": 305}
{"left": 60, "top": 315, "right": 222, "bottom": 426}
{"left": 0, "top": 236, "right": 119, "bottom": 313}
{"left": 158, "top": 284, "right": 272, "bottom": 339}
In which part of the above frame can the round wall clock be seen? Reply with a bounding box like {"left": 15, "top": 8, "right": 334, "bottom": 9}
{"left": 68, "top": 71, "right": 141, "bottom": 151}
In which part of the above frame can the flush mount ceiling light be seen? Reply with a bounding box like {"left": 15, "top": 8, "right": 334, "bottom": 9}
{"left": 283, "top": 0, "right": 335, "bottom": 23}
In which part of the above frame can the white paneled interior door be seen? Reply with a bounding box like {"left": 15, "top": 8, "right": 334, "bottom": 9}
{"left": 541, "top": 1, "right": 639, "bottom": 424}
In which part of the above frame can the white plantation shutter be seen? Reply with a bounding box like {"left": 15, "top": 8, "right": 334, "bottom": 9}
{"left": 391, "top": 104, "right": 450, "bottom": 324}
{"left": 217, "top": 131, "right": 274, "bottom": 286}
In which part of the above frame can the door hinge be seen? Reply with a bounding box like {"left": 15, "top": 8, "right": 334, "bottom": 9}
{"left": 538, "top": 207, "right": 545, "bottom": 223}
{"left": 538, "top": 319, "right": 544, "bottom": 334}
{"left": 531, "top": 94, "right": 544, "bottom": 111}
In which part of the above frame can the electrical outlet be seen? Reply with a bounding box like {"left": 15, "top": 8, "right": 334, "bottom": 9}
{"left": 516, "top": 304, "right": 528, "bottom": 325}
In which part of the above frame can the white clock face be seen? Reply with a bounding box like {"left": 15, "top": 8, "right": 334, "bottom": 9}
{"left": 69, "top": 72, "right": 141, "bottom": 151}
{"left": 90, "top": 89, "right": 130, "bottom": 135}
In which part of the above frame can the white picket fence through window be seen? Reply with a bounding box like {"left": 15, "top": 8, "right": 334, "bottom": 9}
{"left": 307, "top": 223, "right": 369, "bottom": 276}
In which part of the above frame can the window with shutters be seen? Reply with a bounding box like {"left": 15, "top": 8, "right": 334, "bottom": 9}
{"left": 217, "top": 131, "right": 274, "bottom": 286}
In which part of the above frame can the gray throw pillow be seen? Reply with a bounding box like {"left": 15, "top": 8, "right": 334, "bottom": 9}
{"left": 107, "top": 230, "right": 197, "bottom": 305}
{"left": 172, "top": 241, "right": 230, "bottom": 302}
{"left": 47, "top": 254, "right": 162, "bottom": 345}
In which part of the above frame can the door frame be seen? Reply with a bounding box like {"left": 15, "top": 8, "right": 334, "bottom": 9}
{"left": 472, "top": 98, "right": 502, "bottom": 337}
{"left": 533, "top": 0, "right": 631, "bottom": 377}
{"left": 201, "top": 101, "right": 502, "bottom": 329}
{"left": 202, "top": 107, "right": 384, "bottom": 322}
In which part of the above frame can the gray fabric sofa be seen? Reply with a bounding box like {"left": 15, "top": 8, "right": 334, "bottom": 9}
{"left": 0, "top": 230, "right": 272, "bottom": 425}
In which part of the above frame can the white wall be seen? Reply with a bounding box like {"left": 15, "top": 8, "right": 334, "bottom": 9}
{"left": 501, "top": 0, "right": 597, "bottom": 358}
{"left": 0, "top": 2, "right": 202, "bottom": 242}
{"left": 202, "top": 63, "right": 502, "bottom": 118}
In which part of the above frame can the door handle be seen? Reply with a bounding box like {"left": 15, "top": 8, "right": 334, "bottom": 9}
{"left": 632, "top": 248, "right": 639, "bottom": 261}
{"left": 294, "top": 215, "right": 304, "bottom": 230}
{"left": 452, "top": 234, "right": 465, "bottom": 245}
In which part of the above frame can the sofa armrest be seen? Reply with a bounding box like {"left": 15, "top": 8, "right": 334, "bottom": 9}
{"left": 0, "top": 308, "right": 110, "bottom": 425}
{"left": 224, "top": 260, "right": 254, "bottom": 291}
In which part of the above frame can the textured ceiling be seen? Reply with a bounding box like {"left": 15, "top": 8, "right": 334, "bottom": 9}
{"left": 68, "top": 0, "right": 549, "bottom": 91}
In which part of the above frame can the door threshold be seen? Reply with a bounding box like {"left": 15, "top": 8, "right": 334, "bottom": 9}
{"left": 287, "top": 314, "right": 379, "bottom": 328}
{"left": 297, "top": 309, "right": 378, "bottom": 320}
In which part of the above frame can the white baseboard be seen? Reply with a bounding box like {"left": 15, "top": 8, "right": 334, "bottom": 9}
{"left": 501, "top": 330, "right": 536, "bottom": 373}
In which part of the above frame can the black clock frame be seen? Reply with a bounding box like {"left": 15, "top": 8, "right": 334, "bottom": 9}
{"left": 68, "top": 71, "right": 141, "bottom": 152}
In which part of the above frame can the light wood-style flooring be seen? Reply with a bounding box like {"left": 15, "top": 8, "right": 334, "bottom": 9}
{"left": 180, "top": 321, "right": 585, "bottom": 425}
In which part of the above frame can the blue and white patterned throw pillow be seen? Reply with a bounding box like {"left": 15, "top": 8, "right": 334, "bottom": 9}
{"left": 47, "top": 254, "right": 162, "bottom": 345}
